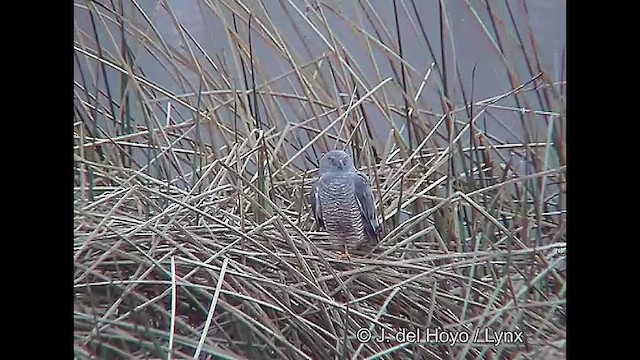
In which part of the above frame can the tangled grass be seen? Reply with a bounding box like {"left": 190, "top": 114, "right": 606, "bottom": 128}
{"left": 74, "top": 1, "right": 566, "bottom": 359}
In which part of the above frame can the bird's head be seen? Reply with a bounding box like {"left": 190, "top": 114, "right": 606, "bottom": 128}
{"left": 319, "top": 150, "right": 354, "bottom": 173}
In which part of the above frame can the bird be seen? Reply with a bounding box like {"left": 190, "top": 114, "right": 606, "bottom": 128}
{"left": 310, "top": 150, "right": 381, "bottom": 260}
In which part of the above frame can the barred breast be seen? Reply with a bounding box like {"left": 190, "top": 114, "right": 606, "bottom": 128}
{"left": 319, "top": 174, "right": 367, "bottom": 250}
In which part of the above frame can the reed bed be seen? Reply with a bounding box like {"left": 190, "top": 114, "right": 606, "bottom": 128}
{"left": 74, "top": 1, "right": 566, "bottom": 359}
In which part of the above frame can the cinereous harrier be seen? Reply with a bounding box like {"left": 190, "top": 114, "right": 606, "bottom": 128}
{"left": 310, "top": 150, "right": 380, "bottom": 259}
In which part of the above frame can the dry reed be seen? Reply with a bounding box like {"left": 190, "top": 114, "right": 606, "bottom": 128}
{"left": 74, "top": 1, "right": 566, "bottom": 359}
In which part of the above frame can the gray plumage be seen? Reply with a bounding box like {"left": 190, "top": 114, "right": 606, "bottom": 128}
{"left": 310, "top": 150, "right": 380, "bottom": 253}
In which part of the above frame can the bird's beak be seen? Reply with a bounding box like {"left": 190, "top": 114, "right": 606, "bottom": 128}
{"left": 338, "top": 157, "right": 345, "bottom": 169}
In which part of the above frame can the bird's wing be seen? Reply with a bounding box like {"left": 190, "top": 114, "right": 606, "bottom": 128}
{"left": 353, "top": 171, "right": 380, "bottom": 241}
{"left": 310, "top": 178, "right": 324, "bottom": 229}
